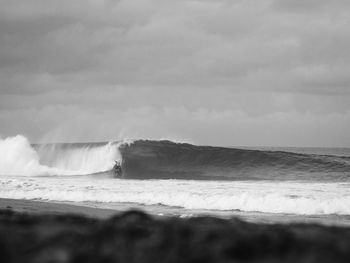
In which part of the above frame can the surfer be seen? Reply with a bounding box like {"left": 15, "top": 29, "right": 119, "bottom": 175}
{"left": 113, "top": 161, "right": 122, "bottom": 177}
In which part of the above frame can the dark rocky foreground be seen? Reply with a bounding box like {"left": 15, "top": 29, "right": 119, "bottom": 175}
{"left": 1, "top": 209, "right": 350, "bottom": 263}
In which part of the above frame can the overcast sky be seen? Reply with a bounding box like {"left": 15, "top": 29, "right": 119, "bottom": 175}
{"left": 0, "top": 0, "right": 349, "bottom": 147}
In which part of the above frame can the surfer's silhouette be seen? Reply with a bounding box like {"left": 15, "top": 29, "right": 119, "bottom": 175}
{"left": 113, "top": 161, "right": 122, "bottom": 177}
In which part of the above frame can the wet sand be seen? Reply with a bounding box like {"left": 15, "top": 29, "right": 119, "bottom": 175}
{"left": 0, "top": 198, "right": 117, "bottom": 219}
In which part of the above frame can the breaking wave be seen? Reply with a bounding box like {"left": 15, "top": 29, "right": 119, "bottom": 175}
{"left": 1, "top": 135, "right": 350, "bottom": 181}
{"left": 0, "top": 135, "right": 120, "bottom": 176}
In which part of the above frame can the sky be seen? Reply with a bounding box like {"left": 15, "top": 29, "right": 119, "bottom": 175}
{"left": 0, "top": 0, "right": 349, "bottom": 147}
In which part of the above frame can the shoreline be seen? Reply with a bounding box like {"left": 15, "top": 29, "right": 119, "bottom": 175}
{"left": 2, "top": 198, "right": 350, "bottom": 227}
{"left": 0, "top": 198, "right": 118, "bottom": 219}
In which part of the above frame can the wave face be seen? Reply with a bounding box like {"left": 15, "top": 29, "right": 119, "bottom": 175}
{"left": 119, "top": 140, "right": 350, "bottom": 181}
{"left": 0, "top": 135, "right": 120, "bottom": 176}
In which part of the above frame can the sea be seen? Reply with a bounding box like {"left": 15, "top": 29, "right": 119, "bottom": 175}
{"left": 1, "top": 135, "right": 350, "bottom": 225}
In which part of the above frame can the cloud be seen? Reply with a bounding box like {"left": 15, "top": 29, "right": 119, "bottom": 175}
{"left": 273, "top": 0, "right": 350, "bottom": 13}
{"left": 0, "top": 0, "right": 349, "bottom": 146}
{"left": 1, "top": 0, "right": 350, "bottom": 93}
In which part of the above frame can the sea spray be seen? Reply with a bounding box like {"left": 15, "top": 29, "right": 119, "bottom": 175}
{"left": 0, "top": 135, "right": 122, "bottom": 176}
{"left": 0, "top": 135, "right": 55, "bottom": 176}
{"left": 36, "top": 142, "right": 120, "bottom": 175}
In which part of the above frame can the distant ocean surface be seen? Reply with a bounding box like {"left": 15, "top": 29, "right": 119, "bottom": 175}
{"left": 239, "top": 146, "right": 350, "bottom": 158}
{"left": 1, "top": 135, "right": 350, "bottom": 224}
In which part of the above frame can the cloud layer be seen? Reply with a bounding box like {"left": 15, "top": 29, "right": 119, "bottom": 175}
{"left": 0, "top": 0, "right": 349, "bottom": 146}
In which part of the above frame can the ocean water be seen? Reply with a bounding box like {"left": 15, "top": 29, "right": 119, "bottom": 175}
{"left": 1, "top": 135, "right": 350, "bottom": 224}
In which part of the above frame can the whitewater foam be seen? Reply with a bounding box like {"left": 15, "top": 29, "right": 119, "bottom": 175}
{"left": 0, "top": 135, "right": 121, "bottom": 176}
{"left": 1, "top": 176, "right": 350, "bottom": 215}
